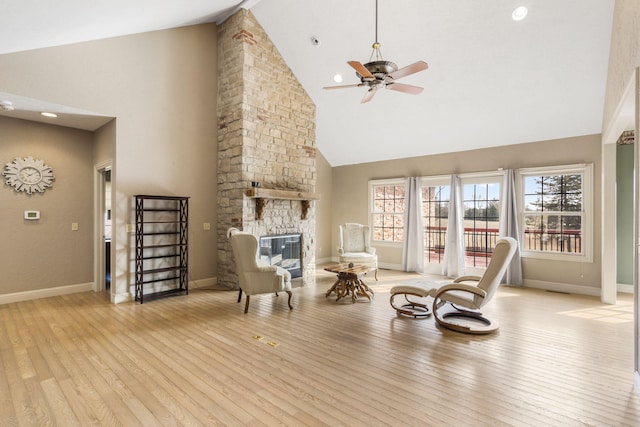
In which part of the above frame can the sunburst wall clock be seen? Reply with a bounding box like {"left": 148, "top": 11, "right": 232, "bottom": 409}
{"left": 3, "top": 156, "right": 55, "bottom": 195}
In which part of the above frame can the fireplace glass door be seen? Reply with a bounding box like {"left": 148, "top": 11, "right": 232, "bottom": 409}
{"left": 259, "top": 234, "right": 302, "bottom": 279}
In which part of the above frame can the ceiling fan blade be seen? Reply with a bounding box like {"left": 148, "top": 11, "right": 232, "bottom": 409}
{"left": 323, "top": 84, "right": 362, "bottom": 90}
{"left": 387, "top": 83, "right": 424, "bottom": 95}
{"left": 348, "top": 61, "right": 375, "bottom": 79}
{"left": 388, "top": 60, "right": 429, "bottom": 80}
{"left": 361, "top": 88, "right": 377, "bottom": 103}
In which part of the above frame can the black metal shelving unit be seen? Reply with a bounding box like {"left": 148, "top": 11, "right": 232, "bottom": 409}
{"left": 134, "top": 195, "right": 189, "bottom": 303}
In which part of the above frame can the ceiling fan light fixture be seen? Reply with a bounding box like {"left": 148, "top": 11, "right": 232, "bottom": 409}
{"left": 322, "top": 0, "right": 428, "bottom": 103}
{"left": 333, "top": 74, "right": 343, "bottom": 83}
{"left": 512, "top": 6, "right": 528, "bottom": 21}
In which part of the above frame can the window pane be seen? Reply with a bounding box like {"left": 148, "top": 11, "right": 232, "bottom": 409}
{"left": 524, "top": 176, "right": 540, "bottom": 194}
{"left": 523, "top": 213, "right": 582, "bottom": 254}
{"left": 562, "top": 193, "right": 582, "bottom": 211}
{"left": 422, "top": 184, "right": 451, "bottom": 264}
{"left": 487, "top": 183, "right": 500, "bottom": 200}
{"left": 463, "top": 185, "right": 476, "bottom": 200}
{"left": 524, "top": 195, "right": 540, "bottom": 211}
{"left": 462, "top": 182, "right": 501, "bottom": 267}
{"left": 384, "top": 200, "right": 395, "bottom": 212}
{"left": 371, "top": 182, "right": 405, "bottom": 242}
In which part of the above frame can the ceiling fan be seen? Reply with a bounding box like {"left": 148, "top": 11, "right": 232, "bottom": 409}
{"left": 323, "top": 0, "right": 429, "bottom": 104}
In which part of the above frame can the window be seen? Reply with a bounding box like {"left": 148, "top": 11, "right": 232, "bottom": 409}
{"left": 370, "top": 179, "right": 405, "bottom": 243}
{"left": 518, "top": 164, "right": 592, "bottom": 261}
{"left": 461, "top": 177, "right": 501, "bottom": 268}
{"left": 421, "top": 180, "right": 450, "bottom": 264}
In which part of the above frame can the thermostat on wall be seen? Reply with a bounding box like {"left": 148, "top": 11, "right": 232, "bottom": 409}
{"left": 24, "top": 210, "right": 40, "bottom": 220}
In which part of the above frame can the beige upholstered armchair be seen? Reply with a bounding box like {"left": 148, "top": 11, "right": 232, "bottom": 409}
{"left": 338, "top": 223, "right": 378, "bottom": 280}
{"left": 390, "top": 237, "right": 518, "bottom": 334}
{"left": 227, "top": 228, "right": 293, "bottom": 313}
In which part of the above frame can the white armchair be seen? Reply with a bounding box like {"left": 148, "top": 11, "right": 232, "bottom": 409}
{"left": 227, "top": 228, "right": 293, "bottom": 313}
{"left": 338, "top": 223, "right": 378, "bottom": 280}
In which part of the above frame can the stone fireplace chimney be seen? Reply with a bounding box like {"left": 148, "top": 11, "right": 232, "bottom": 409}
{"left": 216, "top": 9, "right": 317, "bottom": 289}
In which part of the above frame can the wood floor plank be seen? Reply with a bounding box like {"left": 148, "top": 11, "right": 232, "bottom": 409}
{"left": 1, "top": 266, "right": 640, "bottom": 426}
{"left": 40, "top": 377, "right": 82, "bottom": 427}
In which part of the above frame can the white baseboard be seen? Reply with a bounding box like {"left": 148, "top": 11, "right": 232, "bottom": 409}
{"left": 617, "top": 283, "right": 633, "bottom": 294}
{"left": 378, "top": 262, "right": 402, "bottom": 271}
{"left": 190, "top": 276, "right": 217, "bottom": 289}
{"left": 523, "top": 279, "right": 601, "bottom": 297}
{"left": 0, "top": 282, "right": 94, "bottom": 305}
{"left": 112, "top": 277, "right": 219, "bottom": 304}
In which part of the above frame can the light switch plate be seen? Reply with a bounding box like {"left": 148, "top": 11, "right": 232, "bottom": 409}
{"left": 71, "top": 222, "right": 79, "bottom": 231}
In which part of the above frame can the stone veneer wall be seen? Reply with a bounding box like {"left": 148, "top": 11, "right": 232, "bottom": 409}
{"left": 217, "top": 9, "right": 317, "bottom": 289}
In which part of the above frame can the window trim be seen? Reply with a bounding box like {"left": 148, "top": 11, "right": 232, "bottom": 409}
{"left": 369, "top": 178, "right": 406, "bottom": 247}
{"left": 516, "top": 164, "right": 593, "bottom": 262}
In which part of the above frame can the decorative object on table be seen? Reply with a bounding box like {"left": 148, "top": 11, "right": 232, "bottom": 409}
{"left": 338, "top": 223, "right": 378, "bottom": 280}
{"left": 227, "top": 227, "right": 293, "bottom": 313}
{"left": 389, "top": 237, "right": 518, "bottom": 334}
{"left": 322, "top": 0, "right": 428, "bottom": 103}
{"left": 3, "top": 156, "right": 55, "bottom": 194}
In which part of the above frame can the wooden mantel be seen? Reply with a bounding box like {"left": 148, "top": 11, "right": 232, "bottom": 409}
{"left": 245, "top": 188, "right": 320, "bottom": 220}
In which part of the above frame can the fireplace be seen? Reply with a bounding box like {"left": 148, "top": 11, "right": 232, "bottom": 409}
{"left": 216, "top": 9, "right": 317, "bottom": 289}
{"left": 259, "top": 233, "right": 302, "bottom": 279}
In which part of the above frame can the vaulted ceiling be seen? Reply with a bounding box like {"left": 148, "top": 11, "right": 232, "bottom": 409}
{"left": 0, "top": 0, "right": 614, "bottom": 166}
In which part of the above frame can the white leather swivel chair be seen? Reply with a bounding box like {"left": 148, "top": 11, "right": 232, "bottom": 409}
{"left": 227, "top": 228, "right": 293, "bottom": 313}
{"left": 390, "top": 237, "right": 518, "bottom": 334}
{"left": 338, "top": 223, "right": 378, "bottom": 280}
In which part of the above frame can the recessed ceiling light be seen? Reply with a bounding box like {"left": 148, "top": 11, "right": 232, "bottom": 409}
{"left": 333, "top": 74, "right": 343, "bottom": 83}
{"left": 512, "top": 6, "right": 528, "bottom": 21}
{"left": 41, "top": 112, "right": 57, "bottom": 118}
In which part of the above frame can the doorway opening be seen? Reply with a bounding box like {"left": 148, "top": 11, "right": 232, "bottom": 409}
{"left": 94, "top": 161, "right": 112, "bottom": 298}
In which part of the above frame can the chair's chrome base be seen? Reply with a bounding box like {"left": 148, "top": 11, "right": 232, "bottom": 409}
{"left": 433, "top": 303, "right": 499, "bottom": 335}
{"left": 389, "top": 292, "right": 431, "bottom": 318}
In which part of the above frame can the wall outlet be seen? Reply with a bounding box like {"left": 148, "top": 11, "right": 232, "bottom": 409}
{"left": 71, "top": 222, "right": 79, "bottom": 231}
{"left": 203, "top": 222, "right": 211, "bottom": 230}
{"left": 126, "top": 223, "right": 134, "bottom": 233}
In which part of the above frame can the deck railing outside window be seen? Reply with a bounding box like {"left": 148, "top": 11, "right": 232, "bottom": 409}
{"left": 423, "top": 226, "right": 582, "bottom": 267}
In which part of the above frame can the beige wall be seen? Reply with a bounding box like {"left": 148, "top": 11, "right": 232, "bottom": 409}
{"left": 0, "top": 116, "right": 94, "bottom": 293}
{"left": 603, "top": 0, "right": 640, "bottom": 133}
{"left": 331, "top": 134, "right": 602, "bottom": 290}
{"left": 0, "top": 24, "right": 218, "bottom": 302}
{"left": 94, "top": 119, "right": 115, "bottom": 167}
{"left": 315, "top": 150, "right": 333, "bottom": 262}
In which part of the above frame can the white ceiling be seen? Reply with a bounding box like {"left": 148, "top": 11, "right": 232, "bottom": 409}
{"left": 0, "top": 0, "right": 615, "bottom": 166}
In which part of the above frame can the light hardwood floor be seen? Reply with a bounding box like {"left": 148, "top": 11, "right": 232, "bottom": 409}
{"left": 1, "top": 266, "right": 640, "bottom": 426}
